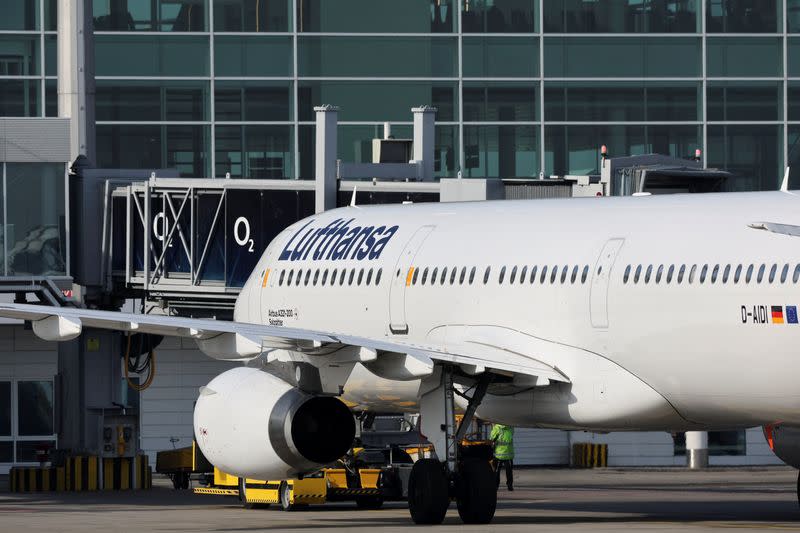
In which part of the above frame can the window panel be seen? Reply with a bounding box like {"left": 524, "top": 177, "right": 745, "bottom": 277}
{"left": 17, "top": 381, "right": 53, "bottom": 436}
{"left": 216, "top": 81, "right": 292, "bottom": 122}
{"left": 785, "top": 126, "right": 800, "bottom": 189}
{"left": 463, "top": 37, "right": 538, "bottom": 78}
{"left": 298, "top": 0, "right": 452, "bottom": 32}
{"left": 0, "top": 35, "right": 40, "bottom": 76}
{"left": 298, "top": 36, "right": 457, "bottom": 78}
{"left": 544, "top": 37, "right": 701, "bottom": 78}
{"left": 215, "top": 36, "right": 292, "bottom": 77}
{"left": 708, "top": 124, "right": 782, "bottom": 191}
{"left": 462, "top": 0, "right": 538, "bottom": 33}
{"left": 543, "top": 0, "right": 698, "bottom": 33}
{"left": 463, "top": 82, "right": 536, "bottom": 122}
{"left": 0, "top": 0, "right": 39, "bottom": 31}
{"left": 463, "top": 125, "right": 538, "bottom": 178}
{"left": 215, "top": 0, "right": 291, "bottom": 32}
{"left": 707, "top": 37, "right": 782, "bottom": 77}
{"left": 97, "top": 80, "right": 210, "bottom": 122}
{"left": 215, "top": 125, "right": 294, "bottom": 179}
{"left": 45, "top": 35, "right": 56, "bottom": 77}
{"left": 95, "top": 35, "right": 209, "bottom": 77}
{"left": 707, "top": 82, "right": 781, "bottom": 122}
{"left": 0, "top": 441, "right": 11, "bottom": 462}
{"left": 298, "top": 81, "right": 457, "bottom": 122}
{"left": 706, "top": 0, "right": 779, "bottom": 33}
{"left": 93, "top": 0, "right": 207, "bottom": 31}
{"left": 45, "top": 79, "right": 57, "bottom": 117}
{"left": 0, "top": 80, "right": 40, "bottom": 118}
{"left": 0, "top": 382, "right": 10, "bottom": 436}
{"left": 16, "top": 440, "right": 56, "bottom": 462}
{"left": 45, "top": 0, "right": 57, "bottom": 31}
{"left": 96, "top": 125, "right": 210, "bottom": 177}
{"left": 6, "top": 164, "right": 65, "bottom": 276}
{"left": 787, "top": 38, "right": 800, "bottom": 76}
{"left": 546, "top": 125, "right": 646, "bottom": 175}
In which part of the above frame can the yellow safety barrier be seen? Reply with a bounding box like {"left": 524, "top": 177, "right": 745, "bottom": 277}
{"left": 101, "top": 456, "right": 151, "bottom": 490}
{"left": 9, "top": 455, "right": 151, "bottom": 492}
{"left": 572, "top": 443, "right": 608, "bottom": 468}
{"left": 9, "top": 466, "right": 65, "bottom": 492}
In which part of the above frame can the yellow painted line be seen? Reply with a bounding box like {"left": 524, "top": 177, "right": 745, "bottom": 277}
{"left": 405, "top": 267, "right": 415, "bottom": 287}
{"left": 262, "top": 269, "right": 270, "bottom": 288}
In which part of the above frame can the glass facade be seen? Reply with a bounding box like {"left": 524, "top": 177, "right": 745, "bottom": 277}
{"left": 87, "top": 0, "right": 798, "bottom": 186}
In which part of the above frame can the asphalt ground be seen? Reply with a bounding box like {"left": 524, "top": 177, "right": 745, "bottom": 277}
{"left": 1, "top": 467, "right": 799, "bottom": 532}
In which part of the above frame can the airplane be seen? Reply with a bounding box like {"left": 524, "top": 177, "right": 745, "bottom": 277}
{"left": 2, "top": 190, "right": 800, "bottom": 524}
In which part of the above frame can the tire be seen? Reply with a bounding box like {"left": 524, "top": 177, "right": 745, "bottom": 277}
{"left": 239, "top": 478, "right": 269, "bottom": 509}
{"left": 280, "top": 482, "right": 295, "bottom": 512}
{"left": 407, "top": 459, "right": 449, "bottom": 525}
{"left": 355, "top": 496, "right": 384, "bottom": 510}
{"left": 456, "top": 459, "right": 497, "bottom": 524}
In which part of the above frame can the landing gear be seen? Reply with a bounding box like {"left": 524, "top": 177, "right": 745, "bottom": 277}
{"left": 409, "top": 368, "right": 496, "bottom": 525}
{"left": 239, "top": 478, "right": 270, "bottom": 509}
{"left": 279, "top": 481, "right": 296, "bottom": 511}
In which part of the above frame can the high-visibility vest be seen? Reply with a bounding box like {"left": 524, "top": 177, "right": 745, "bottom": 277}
{"left": 491, "top": 424, "right": 514, "bottom": 460}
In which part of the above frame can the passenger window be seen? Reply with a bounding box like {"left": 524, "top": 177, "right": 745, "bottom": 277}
{"left": 287, "top": 270, "right": 295, "bottom": 285}
{"left": 655, "top": 264, "right": 664, "bottom": 283}
{"left": 550, "top": 265, "right": 558, "bottom": 284}
{"left": 322, "top": 269, "right": 329, "bottom": 285}
{"left": 421, "top": 267, "right": 429, "bottom": 285}
{"left": 296, "top": 269, "right": 303, "bottom": 286}
{"left": 688, "top": 264, "right": 697, "bottom": 284}
{"left": 366, "top": 268, "right": 373, "bottom": 285}
{"left": 745, "top": 264, "right": 754, "bottom": 283}
{"left": 313, "top": 269, "right": 319, "bottom": 286}
{"left": 666, "top": 264, "right": 674, "bottom": 283}
{"left": 331, "top": 268, "right": 338, "bottom": 285}
{"left": 348, "top": 269, "right": 356, "bottom": 286}
{"left": 440, "top": 267, "right": 448, "bottom": 285}
{"left": 560, "top": 265, "right": 568, "bottom": 284}
{"left": 699, "top": 264, "right": 707, "bottom": 284}
{"left": 634, "top": 265, "right": 642, "bottom": 284}
{"left": 499, "top": 266, "right": 506, "bottom": 284}
{"left": 304, "top": 270, "right": 311, "bottom": 286}
{"left": 677, "top": 265, "right": 685, "bottom": 284}
{"left": 768, "top": 263, "right": 777, "bottom": 283}
{"left": 520, "top": 266, "right": 528, "bottom": 284}
{"left": 711, "top": 265, "right": 719, "bottom": 284}
{"left": 570, "top": 265, "right": 578, "bottom": 284}
{"left": 431, "top": 267, "right": 438, "bottom": 285}
{"left": 757, "top": 263, "right": 766, "bottom": 283}
{"left": 483, "top": 266, "right": 491, "bottom": 284}
{"left": 279, "top": 270, "right": 286, "bottom": 286}
{"left": 469, "top": 267, "right": 476, "bottom": 284}
{"left": 357, "top": 269, "right": 364, "bottom": 285}
{"left": 644, "top": 265, "right": 653, "bottom": 284}
{"left": 412, "top": 268, "right": 420, "bottom": 285}
{"left": 781, "top": 263, "right": 789, "bottom": 283}
{"left": 530, "top": 266, "right": 538, "bottom": 283}
{"left": 376, "top": 269, "right": 383, "bottom": 285}
{"left": 722, "top": 264, "right": 730, "bottom": 284}
{"left": 794, "top": 264, "right": 800, "bottom": 283}
{"left": 540, "top": 265, "right": 548, "bottom": 284}
{"left": 581, "top": 265, "right": 589, "bottom": 283}
{"left": 623, "top": 265, "right": 632, "bottom": 284}
{"left": 450, "top": 267, "right": 457, "bottom": 285}
{"left": 510, "top": 266, "right": 518, "bottom": 284}
{"left": 459, "top": 267, "right": 467, "bottom": 284}
{"left": 734, "top": 264, "right": 742, "bottom": 283}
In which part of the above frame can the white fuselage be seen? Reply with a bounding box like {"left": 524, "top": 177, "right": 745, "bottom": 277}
{"left": 234, "top": 191, "right": 800, "bottom": 432}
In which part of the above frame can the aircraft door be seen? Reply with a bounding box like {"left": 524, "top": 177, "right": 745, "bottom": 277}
{"left": 388, "top": 225, "right": 436, "bottom": 334}
{"left": 589, "top": 238, "right": 624, "bottom": 328}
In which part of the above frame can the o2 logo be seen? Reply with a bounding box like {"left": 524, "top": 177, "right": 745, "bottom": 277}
{"left": 234, "top": 216, "right": 255, "bottom": 253}
{"left": 153, "top": 212, "right": 172, "bottom": 248}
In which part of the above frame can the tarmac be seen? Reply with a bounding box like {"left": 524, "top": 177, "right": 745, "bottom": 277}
{"left": 1, "top": 467, "right": 799, "bottom": 532}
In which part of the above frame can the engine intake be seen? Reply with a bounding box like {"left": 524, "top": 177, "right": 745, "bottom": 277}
{"left": 194, "top": 367, "right": 355, "bottom": 480}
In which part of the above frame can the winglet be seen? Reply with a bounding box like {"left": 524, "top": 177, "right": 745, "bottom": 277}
{"left": 781, "top": 167, "right": 790, "bottom": 192}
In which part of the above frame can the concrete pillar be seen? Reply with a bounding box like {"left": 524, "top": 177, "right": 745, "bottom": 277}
{"left": 314, "top": 105, "right": 338, "bottom": 213}
{"left": 412, "top": 106, "right": 437, "bottom": 181}
{"left": 58, "top": 0, "right": 96, "bottom": 164}
{"left": 686, "top": 431, "right": 709, "bottom": 469}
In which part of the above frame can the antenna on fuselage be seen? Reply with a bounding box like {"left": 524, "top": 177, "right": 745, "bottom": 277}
{"left": 781, "top": 167, "right": 790, "bottom": 192}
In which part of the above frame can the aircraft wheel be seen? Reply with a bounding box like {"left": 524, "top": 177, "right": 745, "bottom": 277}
{"left": 280, "top": 481, "right": 296, "bottom": 512}
{"left": 239, "top": 478, "right": 269, "bottom": 509}
{"left": 407, "top": 459, "right": 449, "bottom": 524}
{"left": 456, "top": 459, "right": 497, "bottom": 524}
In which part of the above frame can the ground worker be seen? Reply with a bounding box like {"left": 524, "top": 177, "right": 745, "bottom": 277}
{"left": 491, "top": 423, "right": 514, "bottom": 490}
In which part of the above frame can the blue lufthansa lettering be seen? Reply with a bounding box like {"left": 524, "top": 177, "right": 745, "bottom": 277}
{"left": 278, "top": 219, "right": 399, "bottom": 262}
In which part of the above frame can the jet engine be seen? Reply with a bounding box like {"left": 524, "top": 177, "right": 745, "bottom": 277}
{"left": 193, "top": 367, "right": 355, "bottom": 480}
{"left": 765, "top": 424, "right": 800, "bottom": 468}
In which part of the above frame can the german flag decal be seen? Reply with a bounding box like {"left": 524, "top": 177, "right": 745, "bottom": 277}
{"left": 772, "top": 306, "right": 784, "bottom": 324}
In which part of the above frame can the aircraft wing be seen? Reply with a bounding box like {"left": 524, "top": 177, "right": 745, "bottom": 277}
{"left": 0, "top": 303, "right": 569, "bottom": 384}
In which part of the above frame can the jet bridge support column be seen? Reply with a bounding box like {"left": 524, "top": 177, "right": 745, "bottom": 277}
{"left": 686, "top": 431, "right": 709, "bottom": 469}
{"left": 315, "top": 105, "right": 338, "bottom": 213}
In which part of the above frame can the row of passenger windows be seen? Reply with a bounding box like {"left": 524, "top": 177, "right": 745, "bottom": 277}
{"left": 622, "top": 263, "right": 800, "bottom": 285}
{"left": 406, "top": 264, "right": 592, "bottom": 286}
{"left": 277, "top": 267, "right": 384, "bottom": 287}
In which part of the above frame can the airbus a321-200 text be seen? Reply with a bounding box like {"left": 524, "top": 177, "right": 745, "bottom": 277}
{"left": 3, "top": 189, "right": 800, "bottom": 524}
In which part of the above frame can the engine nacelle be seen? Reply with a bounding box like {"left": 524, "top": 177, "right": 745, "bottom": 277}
{"left": 193, "top": 367, "right": 355, "bottom": 480}
{"left": 766, "top": 424, "right": 800, "bottom": 469}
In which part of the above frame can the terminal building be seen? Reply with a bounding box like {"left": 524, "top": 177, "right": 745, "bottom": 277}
{"left": 0, "top": 0, "right": 792, "bottom": 472}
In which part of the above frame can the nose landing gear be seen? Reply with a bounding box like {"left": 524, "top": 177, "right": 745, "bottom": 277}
{"left": 408, "top": 367, "right": 496, "bottom": 525}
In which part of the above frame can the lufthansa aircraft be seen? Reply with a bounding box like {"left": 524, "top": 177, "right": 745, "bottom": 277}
{"left": 2, "top": 191, "right": 800, "bottom": 524}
